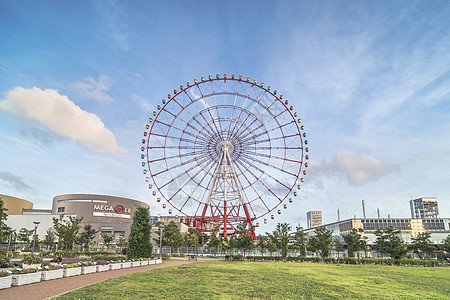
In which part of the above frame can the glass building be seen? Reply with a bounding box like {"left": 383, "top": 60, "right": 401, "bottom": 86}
{"left": 410, "top": 197, "right": 440, "bottom": 219}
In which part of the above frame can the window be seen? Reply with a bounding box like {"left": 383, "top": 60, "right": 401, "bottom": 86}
{"left": 57, "top": 207, "right": 65, "bottom": 213}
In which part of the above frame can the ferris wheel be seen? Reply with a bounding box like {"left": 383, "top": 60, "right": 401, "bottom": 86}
{"left": 141, "top": 74, "right": 308, "bottom": 239}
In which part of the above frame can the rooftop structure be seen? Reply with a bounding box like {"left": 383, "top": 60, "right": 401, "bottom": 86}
{"left": 306, "top": 211, "right": 322, "bottom": 229}
{"left": 410, "top": 197, "right": 439, "bottom": 219}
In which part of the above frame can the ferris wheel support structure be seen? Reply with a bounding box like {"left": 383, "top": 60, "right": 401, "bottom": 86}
{"left": 197, "top": 142, "right": 256, "bottom": 239}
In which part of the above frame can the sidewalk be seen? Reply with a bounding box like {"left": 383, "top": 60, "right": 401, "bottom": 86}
{"left": 0, "top": 260, "right": 193, "bottom": 300}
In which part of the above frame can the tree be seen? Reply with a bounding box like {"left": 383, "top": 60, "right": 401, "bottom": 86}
{"left": 257, "top": 235, "right": 267, "bottom": 257}
{"left": 374, "top": 226, "right": 407, "bottom": 259}
{"left": 17, "top": 228, "right": 34, "bottom": 247}
{"left": 208, "top": 225, "right": 221, "bottom": 256}
{"left": 42, "top": 228, "right": 56, "bottom": 250}
{"left": 3, "top": 226, "right": 16, "bottom": 248}
{"left": 117, "top": 232, "right": 128, "bottom": 249}
{"left": 343, "top": 228, "right": 368, "bottom": 260}
{"left": 270, "top": 223, "right": 291, "bottom": 259}
{"left": 409, "top": 232, "right": 434, "bottom": 259}
{"left": 78, "top": 224, "right": 98, "bottom": 251}
{"left": 294, "top": 226, "right": 307, "bottom": 257}
{"left": 52, "top": 214, "right": 83, "bottom": 250}
{"left": 162, "top": 221, "right": 183, "bottom": 254}
{"left": 332, "top": 239, "right": 345, "bottom": 260}
{"left": 219, "top": 237, "right": 229, "bottom": 252}
{"left": 181, "top": 230, "right": 197, "bottom": 247}
{"left": 233, "top": 223, "right": 255, "bottom": 258}
{"left": 267, "top": 239, "right": 277, "bottom": 256}
{"left": 307, "top": 226, "right": 333, "bottom": 258}
{"left": 127, "top": 206, "right": 152, "bottom": 258}
{"left": 101, "top": 232, "right": 113, "bottom": 249}
{"left": 441, "top": 235, "right": 450, "bottom": 254}
{"left": 0, "top": 197, "right": 8, "bottom": 244}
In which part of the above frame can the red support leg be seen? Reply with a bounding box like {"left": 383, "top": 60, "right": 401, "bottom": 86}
{"left": 197, "top": 203, "right": 208, "bottom": 231}
{"left": 243, "top": 203, "right": 257, "bottom": 240}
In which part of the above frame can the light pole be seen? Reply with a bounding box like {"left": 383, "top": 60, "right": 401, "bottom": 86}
{"left": 31, "top": 221, "right": 40, "bottom": 257}
{"left": 159, "top": 226, "right": 163, "bottom": 259}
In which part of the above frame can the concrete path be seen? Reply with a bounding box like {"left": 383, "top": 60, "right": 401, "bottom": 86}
{"left": 0, "top": 260, "right": 193, "bottom": 300}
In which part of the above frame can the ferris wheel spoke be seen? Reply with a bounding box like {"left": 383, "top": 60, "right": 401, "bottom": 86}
{"left": 177, "top": 91, "right": 218, "bottom": 137}
{"left": 227, "top": 84, "right": 256, "bottom": 141}
{"left": 232, "top": 161, "right": 271, "bottom": 212}
{"left": 235, "top": 155, "right": 283, "bottom": 202}
{"left": 187, "top": 86, "right": 222, "bottom": 137}
{"left": 245, "top": 132, "right": 301, "bottom": 145}
{"left": 237, "top": 104, "right": 286, "bottom": 143}
{"left": 246, "top": 151, "right": 302, "bottom": 166}
{"left": 155, "top": 119, "right": 210, "bottom": 144}
{"left": 225, "top": 83, "right": 242, "bottom": 141}
{"left": 149, "top": 148, "right": 210, "bottom": 163}
{"left": 149, "top": 145, "right": 197, "bottom": 149}
{"left": 150, "top": 132, "right": 196, "bottom": 144}
{"left": 239, "top": 153, "right": 293, "bottom": 191}
{"left": 168, "top": 154, "right": 217, "bottom": 205}
{"left": 209, "top": 82, "right": 225, "bottom": 138}
{"left": 152, "top": 151, "right": 211, "bottom": 177}
{"left": 240, "top": 119, "right": 295, "bottom": 144}
{"left": 158, "top": 155, "right": 213, "bottom": 191}
{"left": 162, "top": 108, "right": 213, "bottom": 142}
{"left": 245, "top": 146, "right": 302, "bottom": 150}
{"left": 228, "top": 88, "right": 267, "bottom": 141}
{"left": 178, "top": 157, "right": 218, "bottom": 211}
{"left": 240, "top": 152, "right": 299, "bottom": 178}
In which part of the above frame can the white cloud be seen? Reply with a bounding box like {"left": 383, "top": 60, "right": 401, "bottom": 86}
{"left": 0, "top": 170, "right": 32, "bottom": 190}
{"left": 0, "top": 87, "right": 126, "bottom": 155}
{"left": 311, "top": 150, "right": 399, "bottom": 185}
{"left": 72, "top": 75, "right": 113, "bottom": 103}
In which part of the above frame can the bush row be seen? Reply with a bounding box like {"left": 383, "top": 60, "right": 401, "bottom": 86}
{"left": 233, "top": 256, "right": 448, "bottom": 266}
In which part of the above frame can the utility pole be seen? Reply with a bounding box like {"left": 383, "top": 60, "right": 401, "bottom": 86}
{"left": 159, "top": 226, "right": 163, "bottom": 259}
{"left": 31, "top": 221, "right": 40, "bottom": 257}
{"left": 362, "top": 199, "right": 366, "bottom": 219}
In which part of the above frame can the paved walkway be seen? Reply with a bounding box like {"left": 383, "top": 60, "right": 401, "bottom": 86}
{"left": 0, "top": 260, "right": 193, "bottom": 300}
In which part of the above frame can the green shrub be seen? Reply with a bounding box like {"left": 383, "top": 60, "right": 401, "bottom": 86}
{"left": 64, "top": 263, "right": 81, "bottom": 269}
{"left": 93, "top": 254, "right": 127, "bottom": 261}
{"left": 15, "top": 268, "right": 39, "bottom": 274}
{"left": 0, "top": 256, "right": 12, "bottom": 268}
{"left": 344, "top": 257, "right": 357, "bottom": 264}
{"left": 0, "top": 270, "right": 10, "bottom": 277}
{"left": 42, "top": 264, "right": 61, "bottom": 271}
{"left": 22, "top": 254, "right": 42, "bottom": 264}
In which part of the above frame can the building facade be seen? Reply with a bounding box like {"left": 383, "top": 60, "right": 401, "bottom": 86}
{"left": 1, "top": 194, "right": 33, "bottom": 215}
{"left": 52, "top": 194, "right": 149, "bottom": 242}
{"left": 306, "top": 211, "right": 322, "bottom": 228}
{"left": 298, "top": 217, "right": 450, "bottom": 245}
{"left": 410, "top": 197, "right": 439, "bottom": 219}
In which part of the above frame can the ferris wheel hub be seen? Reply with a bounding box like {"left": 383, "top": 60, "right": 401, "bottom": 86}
{"left": 216, "top": 141, "right": 234, "bottom": 154}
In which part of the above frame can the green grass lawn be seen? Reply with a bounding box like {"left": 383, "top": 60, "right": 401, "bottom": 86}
{"left": 56, "top": 261, "right": 450, "bottom": 299}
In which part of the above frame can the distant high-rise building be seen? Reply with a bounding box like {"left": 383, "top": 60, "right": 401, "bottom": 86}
{"left": 307, "top": 211, "right": 322, "bottom": 228}
{"left": 410, "top": 197, "right": 439, "bottom": 219}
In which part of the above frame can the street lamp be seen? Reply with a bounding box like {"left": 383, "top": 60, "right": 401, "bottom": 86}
{"left": 31, "top": 221, "right": 40, "bottom": 257}
{"left": 159, "top": 226, "right": 163, "bottom": 259}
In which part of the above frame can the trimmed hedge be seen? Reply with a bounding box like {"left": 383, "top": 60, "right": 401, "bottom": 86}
{"left": 233, "top": 256, "right": 448, "bottom": 267}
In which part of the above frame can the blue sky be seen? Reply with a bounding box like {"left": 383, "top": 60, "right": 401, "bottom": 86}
{"left": 1, "top": 0, "right": 450, "bottom": 232}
